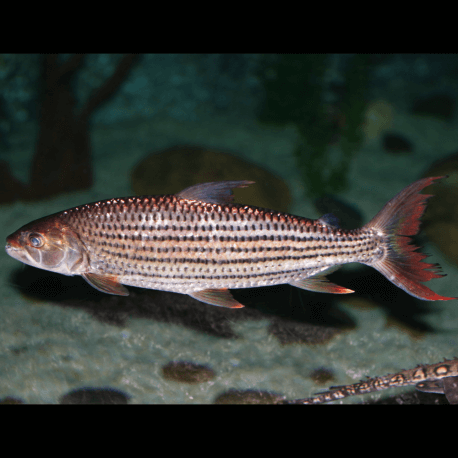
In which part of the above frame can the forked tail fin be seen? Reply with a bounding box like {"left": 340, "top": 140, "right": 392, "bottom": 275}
{"left": 365, "top": 176, "right": 455, "bottom": 301}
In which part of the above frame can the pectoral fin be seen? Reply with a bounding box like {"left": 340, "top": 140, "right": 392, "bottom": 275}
{"left": 82, "top": 273, "right": 130, "bottom": 296}
{"left": 442, "top": 376, "right": 458, "bottom": 404}
{"left": 415, "top": 380, "right": 445, "bottom": 394}
{"left": 290, "top": 276, "right": 354, "bottom": 294}
{"left": 416, "top": 376, "right": 458, "bottom": 404}
{"left": 189, "top": 288, "right": 244, "bottom": 308}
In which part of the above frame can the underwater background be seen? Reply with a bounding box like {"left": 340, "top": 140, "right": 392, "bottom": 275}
{"left": 1, "top": 54, "right": 458, "bottom": 404}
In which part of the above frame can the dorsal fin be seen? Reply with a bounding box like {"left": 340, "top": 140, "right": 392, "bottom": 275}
{"left": 318, "top": 213, "right": 340, "bottom": 228}
{"left": 177, "top": 181, "right": 254, "bottom": 204}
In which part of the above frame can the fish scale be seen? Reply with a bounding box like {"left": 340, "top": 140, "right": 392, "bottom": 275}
{"left": 60, "top": 195, "right": 381, "bottom": 293}
{"left": 5, "top": 179, "right": 455, "bottom": 307}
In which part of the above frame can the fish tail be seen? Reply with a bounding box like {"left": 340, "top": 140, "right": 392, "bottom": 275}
{"left": 364, "top": 176, "right": 455, "bottom": 301}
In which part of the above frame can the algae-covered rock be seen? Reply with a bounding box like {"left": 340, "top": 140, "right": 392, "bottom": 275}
{"left": 422, "top": 153, "right": 458, "bottom": 267}
{"left": 131, "top": 145, "right": 291, "bottom": 211}
{"left": 412, "top": 93, "right": 456, "bottom": 121}
{"left": 382, "top": 132, "right": 413, "bottom": 154}
{"left": 162, "top": 361, "right": 215, "bottom": 384}
{"left": 214, "top": 390, "right": 283, "bottom": 404}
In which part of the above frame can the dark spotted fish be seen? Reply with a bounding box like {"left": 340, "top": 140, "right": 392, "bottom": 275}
{"left": 5, "top": 178, "right": 455, "bottom": 308}
{"left": 282, "top": 358, "right": 458, "bottom": 404}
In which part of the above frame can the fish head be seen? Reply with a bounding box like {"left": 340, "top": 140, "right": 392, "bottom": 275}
{"left": 5, "top": 215, "right": 89, "bottom": 276}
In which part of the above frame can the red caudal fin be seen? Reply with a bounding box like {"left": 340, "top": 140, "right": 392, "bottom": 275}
{"left": 365, "top": 176, "right": 455, "bottom": 301}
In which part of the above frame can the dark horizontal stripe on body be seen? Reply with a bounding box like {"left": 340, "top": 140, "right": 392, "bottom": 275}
{"left": 94, "top": 241, "right": 374, "bottom": 256}
{"left": 83, "top": 223, "right": 369, "bottom": 241}
{"left": 98, "top": 248, "right": 373, "bottom": 266}
{"left": 87, "top": 232, "right": 371, "bottom": 245}
{"left": 89, "top": 234, "right": 371, "bottom": 252}
{"left": 109, "top": 266, "right": 311, "bottom": 282}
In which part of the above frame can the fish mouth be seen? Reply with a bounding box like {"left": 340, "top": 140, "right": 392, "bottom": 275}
{"left": 5, "top": 242, "right": 19, "bottom": 255}
{"left": 5, "top": 241, "right": 17, "bottom": 253}
{"left": 5, "top": 237, "right": 27, "bottom": 263}
{"left": 6, "top": 234, "right": 21, "bottom": 249}
{"left": 5, "top": 242, "right": 34, "bottom": 268}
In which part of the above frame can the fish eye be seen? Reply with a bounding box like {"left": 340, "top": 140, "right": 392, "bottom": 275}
{"left": 28, "top": 233, "right": 44, "bottom": 248}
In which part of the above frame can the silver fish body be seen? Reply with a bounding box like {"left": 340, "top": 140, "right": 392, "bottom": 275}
{"left": 5, "top": 179, "right": 455, "bottom": 307}
{"left": 60, "top": 194, "right": 380, "bottom": 290}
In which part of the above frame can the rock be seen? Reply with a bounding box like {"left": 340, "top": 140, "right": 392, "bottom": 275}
{"left": 309, "top": 367, "right": 335, "bottom": 386}
{"left": 131, "top": 145, "right": 291, "bottom": 211}
{"left": 214, "top": 390, "right": 283, "bottom": 404}
{"left": 162, "top": 361, "right": 215, "bottom": 384}
{"left": 382, "top": 132, "right": 413, "bottom": 154}
{"left": 412, "top": 93, "right": 456, "bottom": 121}
{"left": 0, "top": 160, "right": 25, "bottom": 203}
{"left": 60, "top": 388, "right": 129, "bottom": 404}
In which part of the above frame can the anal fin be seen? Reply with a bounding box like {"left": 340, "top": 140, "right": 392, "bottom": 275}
{"left": 189, "top": 288, "right": 244, "bottom": 308}
{"left": 290, "top": 276, "right": 354, "bottom": 294}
